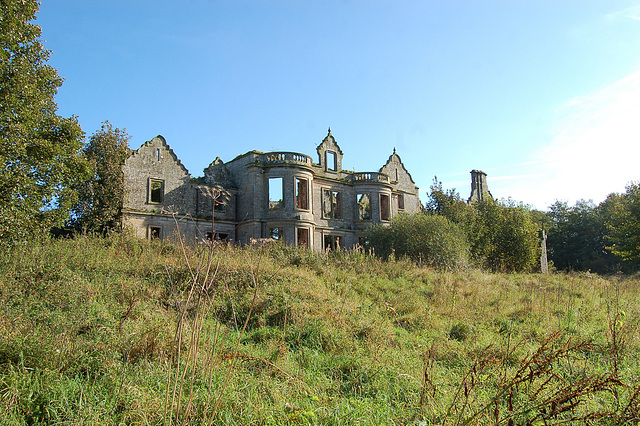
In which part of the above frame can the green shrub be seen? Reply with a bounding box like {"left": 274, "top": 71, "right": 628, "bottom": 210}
{"left": 366, "top": 213, "right": 469, "bottom": 271}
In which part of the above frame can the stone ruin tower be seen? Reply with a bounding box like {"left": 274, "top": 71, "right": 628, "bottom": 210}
{"left": 467, "top": 170, "right": 492, "bottom": 203}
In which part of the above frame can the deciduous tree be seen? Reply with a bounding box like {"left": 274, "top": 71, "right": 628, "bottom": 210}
{"left": 606, "top": 182, "right": 640, "bottom": 267}
{"left": 545, "top": 200, "right": 619, "bottom": 273}
{"left": 0, "top": 0, "right": 89, "bottom": 245}
{"left": 72, "top": 122, "right": 131, "bottom": 233}
{"left": 366, "top": 212, "right": 469, "bottom": 271}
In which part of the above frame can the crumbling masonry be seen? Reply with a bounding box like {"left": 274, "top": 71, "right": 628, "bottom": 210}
{"left": 122, "top": 129, "right": 422, "bottom": 251}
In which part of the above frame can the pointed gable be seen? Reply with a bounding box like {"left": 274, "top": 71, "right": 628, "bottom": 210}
{"left": 316, "top": 128, "right": 344, "bottom": 172}
{"left": 126, "top": 135, "right": 190, "bottom": 176}
{"left": 379, "top": 148, "right": 417, "bottom": 192}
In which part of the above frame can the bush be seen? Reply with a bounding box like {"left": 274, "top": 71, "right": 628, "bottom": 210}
{"left": 366, "top": 213, "right": 469, "bottom": 271}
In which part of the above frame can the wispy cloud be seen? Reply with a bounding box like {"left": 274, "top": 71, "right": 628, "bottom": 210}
{"left": 517, "top": 70, "right": 640, "bottom": 209}
{"left": 606, "top": 5, "right": 640, "bottom": 21}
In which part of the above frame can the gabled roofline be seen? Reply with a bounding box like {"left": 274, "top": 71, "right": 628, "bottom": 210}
{"left": 128, "top": 135, "right": 190, "bottom": 176}
{"left": 380, "top": 149, "right": 416, "bottom": 185}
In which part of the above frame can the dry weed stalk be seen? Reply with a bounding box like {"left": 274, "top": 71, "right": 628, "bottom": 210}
{"left": 160, "top": 208, "right": 270, "bottom": 425}
{"left": 427, "top": 326, "right": 631, "bottom": 426}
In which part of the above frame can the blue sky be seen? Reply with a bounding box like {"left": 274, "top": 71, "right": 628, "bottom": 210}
{"left": 37, "top": 1, "right": 640, "bottom": 210}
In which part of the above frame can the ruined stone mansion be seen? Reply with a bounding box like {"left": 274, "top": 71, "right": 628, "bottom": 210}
{"left": 122, "top": 129, "right": 422, "bottom": 251}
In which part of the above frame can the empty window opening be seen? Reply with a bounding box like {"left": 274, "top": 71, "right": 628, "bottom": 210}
{"left": 295, "top": 177, "right": 308, "bottom": 210}
{"left": 380, "top": 194, "right": 390, "bottom": 221}
{"left": 322, "top": 189, "right": 341, "bottom": 219}
{"left": 323, "top": 234, "right": 342, "bottom": 251}
{"left": 268, "top": 177, "right": 283, "bottom": 210}
{"left": 326, "top": 151, "right": 337, "bottom": 171}
{"left": 297, "top": 228, "right": 309, "bottom": 248}
{"left": 156, "top": 148, "right": 161, "bottom": 161}
{"left": 149, "top": 226, "right": 162, "bottom": 240}
{"left": 150, "top": 179, "right": 164, "bottom": 204}
{"left": 397, "top": 194, "right": 405, "bottom": 210}
{"left": 357, "top": 193, "right": 371, "bottom": 220}
{"left": 206, "top": 231, "right": 229, "bottom": 241}
{"left": 395, "top": 169, "right": 398, "bottom": 181}
{"left": 269, "top": 227, "right": 283, "bottom": 241}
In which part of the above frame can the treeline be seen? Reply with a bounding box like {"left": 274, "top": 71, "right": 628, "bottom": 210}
{"left": 545, "top": 183, "right": 640, "bottom": 274}
{"left": 367, "top": 178, "right": 640, "bottom": 274}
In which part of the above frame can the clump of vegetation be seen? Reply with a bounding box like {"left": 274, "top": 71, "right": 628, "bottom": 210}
{"left": 423, "top": 178, "right": 540, "bottom": 272}
{"left": 366, "top": 213, "right": 469, "bottom": 271}
{"left": 1, "top": 234, "right": 639, "bottom": 424}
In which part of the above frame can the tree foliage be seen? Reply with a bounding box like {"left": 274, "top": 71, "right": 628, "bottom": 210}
{"left": 469, "top": 199, "right": 540, "bottom": 272}
{"left": 545, "top": 200, "right": 620, "bottom": 273}
{"left": 426, "top": 179, "right": 540, "bottom": 272}
{"left": 425, "top": 177, "right": 475, "bottom": 230}
{"left": 0, "top": 0, "right": 89, "bottom": 245}
{"left": 605, "top": 182, "right": 640, "bottom": 267}
{"left": 366, "top": 213, "right": 469, "bottom": 271}
{"left": 72, "top": 122, "right": 131, "bottom": 233}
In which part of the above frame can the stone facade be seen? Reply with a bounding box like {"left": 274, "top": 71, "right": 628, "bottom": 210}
{"left": 122, "top": 129, "right": 422, "bottom": 251}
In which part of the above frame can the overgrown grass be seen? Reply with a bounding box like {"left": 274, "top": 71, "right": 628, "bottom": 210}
{"left": 1, "top": 234, "right": 639, "bottom": 424}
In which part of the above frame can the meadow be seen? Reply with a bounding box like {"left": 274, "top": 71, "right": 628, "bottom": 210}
{"left": 1, "top": 234, "right": 638, "bottom": 425}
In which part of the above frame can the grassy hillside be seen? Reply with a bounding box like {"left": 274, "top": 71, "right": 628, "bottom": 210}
{"left": 1, "top": 234, "right": 639, "bottom": 425}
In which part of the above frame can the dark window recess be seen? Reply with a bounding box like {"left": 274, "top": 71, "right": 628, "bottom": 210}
{"left": 214, "top": 199, "right": 226, "bottom": 212}
{"left": 322, "top": 189, "right": 341, "bottom": 219}
{"left": 150, "top": 180, "right": 163, "bottom": 203}
{"left": 206, "top": 231, "right": 229, "bottom": 241}
{"left": 149, "top": 226, "right": 161, "bottom": 240}
{"left": 297, "top": 228, "right": 309, "bottom": 248}
{"left": 295, "top": 178, "right": 308, "bottom": 210}
{"left": 398, "top": 194, "right": 405, "bottom": 210}
{"left": 357, "top": 193, "right": 371, "bottom": 220}
{"left": 323, "top": 235, "right": 342, "bottom": 251}
{"left": 269, "top": 227, "right": 283, "bottom": 240}
{"left": 380, "top": 194, "right": 390, "bottom": 221}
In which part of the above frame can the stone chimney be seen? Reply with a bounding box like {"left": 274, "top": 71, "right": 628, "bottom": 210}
{"left": 468, "top": 170, "right": 492, "bottom": 203}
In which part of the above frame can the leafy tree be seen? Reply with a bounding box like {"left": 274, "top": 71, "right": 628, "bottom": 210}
{"left": 426, "top": 180, "right": 539, "bottom": 272}
{"left": 72, "top": 122, "right": 131, "bottom": 233}
{"left": 545, "top": 200, "right": 619, "bottom": 273}
{"left": 470, "top": 199, "right": 540, "bottom": 272}
{"left": 367, "top": 213, "right": 469, "bottom": 271}
{"left": 425, "top": 177, "right": 475, "bottom": 230}
{"left": 605, "top": 182, "right": 640, "bottom": 267}
{"left": 0, "top": 0, "right": 89, "bottom": 245}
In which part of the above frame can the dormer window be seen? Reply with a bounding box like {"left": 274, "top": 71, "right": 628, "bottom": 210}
{"left": 316, "top": 129, "right": 343, "bottom": 172}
